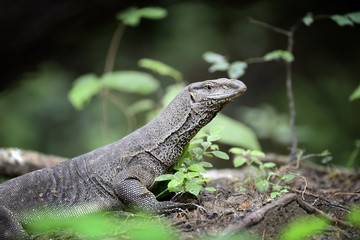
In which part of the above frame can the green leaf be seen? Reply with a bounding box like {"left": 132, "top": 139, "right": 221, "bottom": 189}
{"left": 282, "top": 174, "right": 296, "bottom": 182}
{"left": 184, "top": 172, "right": 200, "bottom": 179}
{"left": 228, "top": 61, "right": 248, "bottom": 79}
{"left": 264, "top": 50, "right": 294, "bottom": 63}
{"left": 183, "top": 158, "right": 192, "bottom": 165}
{"left": 272, "top": 185, "right": 282, "bottom": 191}
{"left": 263, "top": 162, "right": 276, "bottom": 168}
{"left": 211, "top": 151, "right": 230, "bottom": 160}
{"left": 68, "top": 74, "right": 101, "bottom": 110}
{"left": 174, "top": 171, "right": 185, "bottom": 180}
{"left": 229, "top": 147, "right": 246, "bottom": 155}
{"left": 208, "top": 127, "right": 222, "bottom": 142}
{"left": 202, "top": 51, "right": 227, "bottom": 63}
{"left": 331, "top": 14, "right": 353, "bottom": 26}
{"left": 198, "top": 161, "right": 213, "bottom": 168}
{"left": 201, "top": 141, "right": 211, "bottom": 150}
{"left": 185, "top": 181, "right": 203, "bottom": 196}
{"left": 155, "top": 174, "right": 174, "bottom": 181}
{"left": 128, "top": 99, "right": 155, "bottom": 114}
{"left": 168, "top": 178, "right": 183, "bottom": 192}
{"left": 209, "top": 61, "right": 230, "bottom": 73}
{"left": 188, "top": 164, "right": 206, "bottom": 173}
{"left": 117, "top": 7, "right": 167, "bottom": 26}
{"left": 209, "top": 144, "right": 219, "bottom": 151}
{"left": 138, "top": 58, "right": 182, "bottom": 82}
{"left": 256, "top": 180, "right": 269, "bottom": 192}
{"left": 303, "top": 12, "right": 314, "bottom": 26}
{"left": 349, "top": 84, "right": 360, "bottom": 101}
{"left": 101, "top": 71, "right": 159, "bottom": 94}
{"left": 237, "top": 187, "right": 247, "bottom": 192}
{"left": 250, "top": 150, "right": 265, "bottom": 157}
{"left": 204, "top": 187, "right": 216, "bottom": 192}
{"left": 200, "top": 113, "right": 261, "bottom": 150}
{"left": 192, "top": 147, "right": 204, "bottom": 156}
{"left": 251, "top": 157, "right": 263, "bottom": 166}
{"left": 346, "top": 12, "right": 360, "bottom": 24}
{"left": 207, "top": 134, "right": 221, "bottom": 142}
{"left": 233, "top": 156, "right": 247, "bottom": 167}
{"left": 270, "top": 191, "right": 281, "bottom": 199}
{"left": 348, "top": 206, "right": 360, "bottom": 226}
{"left": 279, "top": 216, "right": 328, "bottom": 240}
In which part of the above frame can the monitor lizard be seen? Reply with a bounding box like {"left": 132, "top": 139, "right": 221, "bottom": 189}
{"left": 0, "top": 78, "right": 247, "bottom": 239}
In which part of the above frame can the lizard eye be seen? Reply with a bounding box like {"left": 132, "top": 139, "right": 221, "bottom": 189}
{"left": 205, "top": 85, "right": 212, "bottom": 90}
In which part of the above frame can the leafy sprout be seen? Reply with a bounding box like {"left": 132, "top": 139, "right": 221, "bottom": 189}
{"left": 229, "top": 147, "right": 295, "bottom": 201}
{"left": 155, "top": 126, "right": 229, "bottom": 196}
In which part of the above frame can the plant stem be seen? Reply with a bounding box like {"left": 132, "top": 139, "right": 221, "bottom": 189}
{"left": 100, "top": 22, "right": 126, "bottom": 141}
{"left": 100, "top": 88, "right": 109, "bottom": 143}
{"left": 286, "top": 27, "right": 297, "bottom": 161}
{"left": 104, "top": 22, "right": 126, "bottom": 73}
{"left": 249, "top": 17, "right": 299, "bottom": 162}
{"left": 106, "top": 92, "right": 137, "bottom": 133}
{"left": 155, "top": 188, "right": 169, "bottom": 199}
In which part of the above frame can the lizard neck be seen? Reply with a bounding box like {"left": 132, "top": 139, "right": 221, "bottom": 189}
{"left": 143, "top": 87, "right": 221, "bottom": 166}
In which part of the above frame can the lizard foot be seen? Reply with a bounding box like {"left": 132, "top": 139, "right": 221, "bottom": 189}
{"left": 156, "top": 201, "right": 206, "bottom": 215}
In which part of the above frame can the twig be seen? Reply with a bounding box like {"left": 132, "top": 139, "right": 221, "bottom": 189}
{"left": 100, "top": 88, "right": 109, "bottom": 143}
{"left": 248, "top": 17, "right": 290, "bottom": 36}
{"left": 106, "top": 92, "right": 136, "bottom": 133}
{"left": 101, "top": 21, "right": 126, "bottom": 140}
{"left": 104, "top": 22, "right": 126, "bottom": 73}
{"left": 249, "top": 17, "right": 299, "bottom": 162}
{"left": 334, "top": 192, "right": 360, "bottom": 196}
{"left": 296, "top": 197, "right": 352, "bottom": 228}
{"left": 286, "top": 26, "right": 297, "bottom": 161}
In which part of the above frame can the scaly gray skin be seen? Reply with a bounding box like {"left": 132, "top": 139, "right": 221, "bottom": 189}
{"left": 0, "top": 78, "right": 246, "bottom": 239}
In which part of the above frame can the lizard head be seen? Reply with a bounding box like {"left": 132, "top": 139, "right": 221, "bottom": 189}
{"left": 189, "top": 78, "right": 247, "bottom": 111}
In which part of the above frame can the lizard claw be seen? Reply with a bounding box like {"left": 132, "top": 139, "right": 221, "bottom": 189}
{"left": 156, "top": 201, "right": 207, "bottom": 215}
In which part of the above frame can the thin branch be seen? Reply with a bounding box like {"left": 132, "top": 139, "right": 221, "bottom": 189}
{"left": 249, "top": 17, "right": 299, "bottom": 162}
{"left": 100, "top": 22, "right": 126, "bottom": 141}
{"left": 244, "top": 57, "right": 266, "bottom": 64}
{"left": 286, "top": 28, "right": 297, "bottom": 161}
{"left": 100, "top": 88, "right": 109, "bottom": 143}
{"left": 248, "top": 17, "right": 290, "bottom": 37}
{"left": 104, "top": 22, "right": 126, "bottom": 73}
{"left": 106, "top": 92, "right": 137, "bottom": 133}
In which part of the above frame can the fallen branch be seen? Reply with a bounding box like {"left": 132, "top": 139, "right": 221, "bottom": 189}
{"left": 0, "top": 148, "right": 66, "bottom": 177}
{"left": 223, "top": 193, "right": 353, "bottom": 236}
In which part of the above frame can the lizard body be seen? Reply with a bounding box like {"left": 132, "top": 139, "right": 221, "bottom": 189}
{"left": 0, "top": 78, "right": 246, "bottom": 239}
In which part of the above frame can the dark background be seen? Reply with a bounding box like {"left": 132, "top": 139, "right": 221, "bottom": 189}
{"left": 0, "top": 0, "right": 359, "bottom": 166}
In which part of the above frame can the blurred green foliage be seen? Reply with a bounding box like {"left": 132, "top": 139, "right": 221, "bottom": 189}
{"left": 29, "top": 211, "right": 175, "bottom": 239}
{"left": 0, "top": 2, "right": 359, "bottom": 166}
{"left": 278, "top": 216, "right": 329, "bottom": 240}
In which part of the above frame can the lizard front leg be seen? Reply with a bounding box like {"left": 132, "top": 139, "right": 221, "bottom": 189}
{"left": 113, "top": 168, "right": 201, "bottom": 214}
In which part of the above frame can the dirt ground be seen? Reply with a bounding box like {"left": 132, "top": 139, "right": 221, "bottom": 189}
{"left": 170, "top": 158, "right": 360, "bottom": 239}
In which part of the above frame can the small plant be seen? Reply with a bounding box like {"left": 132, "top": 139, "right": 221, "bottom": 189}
{"left": 155, "top": 126, "right": 229, "bottom": 196}
{"left": 229, "top": 147, "right": 295, "bottom": 201}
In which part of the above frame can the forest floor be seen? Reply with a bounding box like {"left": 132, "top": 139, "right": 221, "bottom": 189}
{"left": 171, "top": 160, "right": 360, "bottom": 239}
{"left": 0, "top": 150, "right": 356, "bottom": 239}
{"left": 29, "top": 155, "right": 360, "bottom": 240}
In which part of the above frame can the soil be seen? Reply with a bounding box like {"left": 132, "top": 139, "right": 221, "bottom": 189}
{"left": 171, "top": 158, "right": 360, "bottom": 239}
{"left": 30, "top": 155, "right": 360, "bottom": 239}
